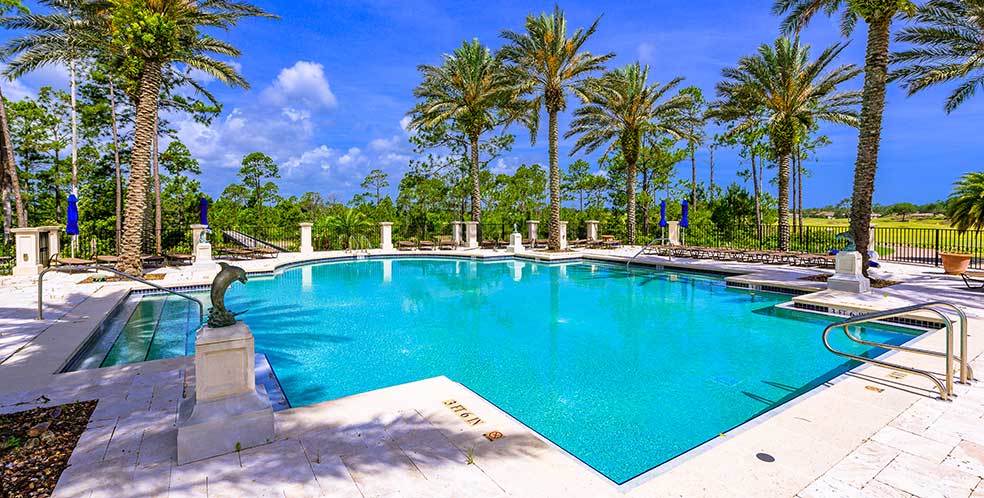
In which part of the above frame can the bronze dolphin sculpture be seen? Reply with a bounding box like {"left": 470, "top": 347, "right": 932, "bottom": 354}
{"left": 207, "top": 262, "right": 248, "bottom": 328}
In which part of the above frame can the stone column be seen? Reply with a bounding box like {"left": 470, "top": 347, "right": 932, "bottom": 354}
{"left": 190, "top": 224, "right": 207, "bottom": 254}
{"left": 46, "top": 228, "right": 60, "bottom": 260}
{"left": 177, "top": 321, "right": 275, "bottom": 464}
{"left": 559, "top": 221, "right": 568, "bottom": 250}
{"left": 828, "top": 251, "right": 871, "bottom": 293}
{"left": 379, "top": 222, "right": 393, "bottom": 251}
{"left": 526, "top": 220, "right": 539, "bottom": 242}
{"left": 451, "top": 221, "right": 463, "bottom": 246}
{"left": 299, "top": 223, "right": 314, "bottom": 254}
{"left": 668, "top": 221, "right": 681, "bottom": 246}
{"left": 586, "top": 220, "right": 599, "bottom": 241}
{"left": 464, "top": 221, "right": 479, "bottom": 249}
{"left": 11, "top": 227, "right": 42, "bottom": 276}
{"left": 507, "top": 231, "right": 525, "bottom": 253}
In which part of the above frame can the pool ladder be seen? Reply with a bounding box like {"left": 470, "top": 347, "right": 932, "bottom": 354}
{"left": 626, "top": 237, "right": 669, "bottom": 268}
{"left": 37, "top": 265, "right": 205, "bottom": 322}
{"left": 823, "top": 301, "right": 973, "bottom": 401}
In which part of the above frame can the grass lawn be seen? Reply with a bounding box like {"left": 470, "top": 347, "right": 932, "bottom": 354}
{"left": 801, "top": 216, "right": 953, "bottom": 229}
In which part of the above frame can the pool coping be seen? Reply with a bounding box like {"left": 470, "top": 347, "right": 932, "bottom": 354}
{"left": 54, "top": 252, "right": 956, "bottom": 491}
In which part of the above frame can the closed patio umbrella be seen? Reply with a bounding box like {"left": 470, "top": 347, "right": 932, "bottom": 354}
{"left": 680, "top": 200, "right": 689, "bottom": 245}
{"left": 67, "top": 194, "right": 79, "bottom": 257}
{"left": 199, "top": 197, "right": 209, "bottom": 226}
{"left": 659, "top": 200, "right": 668, "bottom": 244}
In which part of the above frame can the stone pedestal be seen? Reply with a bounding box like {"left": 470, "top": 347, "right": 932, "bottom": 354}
{"left": 586, "top": 221, "right": 599, "bottom": 241}
{"left": 559, "top": 221, "right": 568, "bottom": 250}
{"left": 526, "top": 220, "right": 539, "bottom": 242}
{"left": 299, "top": 223, "right": 314, "bottom": 254}
{"left": 668, "top": 221, "right": 681, "bottom": 246}
{"left": 451, "top": 222, "right": 463, "bottom": 245}
{"left": 190, "top": 224, "right": 208, "bottom": 254}
{"left": 827, "top": 251, "right": 871, "bottom": 294}
{"left": 464, "top": 222, "right": 479, "bottom": 249}
{"left": 507, "top": 232, "right": 524, "bottom": 253}
{"left": 379, "top": 222, "right": 393, "bottom": 251}
{"left": 11, "top": 226, "right": 61, "bottom": 276}
{"left": 192, "top": 242, "right": 216, "bottom": 270}
{"left": 177, "top": 321, "right": 274, "bottom": 465}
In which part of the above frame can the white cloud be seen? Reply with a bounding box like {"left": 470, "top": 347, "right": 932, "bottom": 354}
{"left": 262, "top": 61, "right": 337, "bottom": 110}
{"left": 399, "top": 116, "right": 412, "bottom": 132}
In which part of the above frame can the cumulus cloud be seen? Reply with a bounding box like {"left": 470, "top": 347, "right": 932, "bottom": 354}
{"left": 262, "top": 61, "right": 337, "bottom": 109}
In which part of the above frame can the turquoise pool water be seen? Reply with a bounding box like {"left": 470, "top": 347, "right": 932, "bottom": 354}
{"left": 76, "top": 258, "right": 917, "bottom": 484}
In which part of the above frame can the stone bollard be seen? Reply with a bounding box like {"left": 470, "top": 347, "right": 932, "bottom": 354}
{"left": 11, "top": 226, "right": 61, "bottom": 276}
{"left": 379, "top": 222, "right": 393, "bottom": 250}
{"left": 586, "top": 220, "right": 599, "bottom": 241}
{"left": 526, "top": 220, "right": 539, "bottom": 242}
{"left": 452, "top": 221, "right": 463, "bottom": 246}
{"left": 559, "top": 221, "right": 568, "bottom": 250}
{"left": 668, "top": 221, "right": 681, "bottom": 246}
{"left": 190, "top": 224, "right": 207, "bottom": 254}
{"left": 507, "top": 230, "right": 525, "bottom": 254}
{"left": 828, "top": 251, "right": 871, "bottom": 293}
{"left": 299, "top": 223, "right": 314, "bottom": 254}
{"left": 177, "top": 321, "right": 275, "bottom": 464}
{"left": 464, "top": 221, "right": 479, "bottom": 249}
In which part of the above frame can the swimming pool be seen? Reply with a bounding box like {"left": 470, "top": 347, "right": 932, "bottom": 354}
{"left": 70, "top": 258, "right": 918, "bottom": 484}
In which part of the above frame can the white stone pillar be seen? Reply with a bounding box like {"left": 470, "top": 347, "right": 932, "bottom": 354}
{"left": 379, "top": 222, "right": 393, "bottom": 251}
{"left": 559, "top": 221, "right": 568, "bottom": 250}
{"left": 46, "top": 228, "right": 60, "bottom": 260}
{"left": 668, "top": 221, "right": 681, "bottom": 246}
{"left": 507, "top": 231, "right": 525, "bottom": 253}
{"left": 464, "top": 221, "right": 479, "bottom": 249}
{"left": 11, "top": 227, "right": 42, "bottom": 276}
{"left": 526, "top": 220, "right": 539, "bottom": 242}
{"left": 451, "top": 221, "right": 463, "bottom": 245}
{"left": 299, "top": 223, "right": 314, "bottom": 254}
{"left": 177, "top": 321, "right": 275, "bottom": 464}
{"left": 828, "top": 251, "right": 871, "bottom": 293}
{"left": 190, "top": 224, "right": 207, "bottom": 254}
{"left": 586, "top": 220, "right": 599, "bottom": 241}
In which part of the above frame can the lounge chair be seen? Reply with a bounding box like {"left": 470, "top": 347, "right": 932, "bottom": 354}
{"left": 141, "top": 254, "right": 165, "bottom": 267}
{"left": 251, "top": 246, "right": 279, "bottom": 258}
{"left": 961, "top": 272, "right": 984, "bottom": 289}
{"left": 94, "top": 255, "right": 120, "bottom": 267}
{"left": 481, "top": 239, "right": 497, "bottom": 249}
{"left": 418, "top": 240, "right": 436, "bottom": 251}
{"left": 163, "top": 253, "right": 193, "bottom": 266}
{"left": 51, "top": 254, "right": 96, "bottom": 266}
{"left": 435, "top": 236, "right": 456, "bottom": 250}
{"left": 396, "top": 240, "right": 417, "bottom": 251}
{"left": 568, "top": 239, "right": 587, "bottom": 248}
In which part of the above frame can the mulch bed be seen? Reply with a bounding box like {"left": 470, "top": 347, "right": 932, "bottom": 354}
{"left": 79, "top": 273, "right": 165, "bottom": 284}
{"left": 800, "top": 274, "right": 901, "bottom": 289}
{"left": 0, "top": 400, "right": 97, "bottom": 498}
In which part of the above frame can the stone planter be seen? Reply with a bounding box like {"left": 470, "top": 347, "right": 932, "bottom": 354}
{"left": 941, "top": 252, "right": 972, "bottom": 275}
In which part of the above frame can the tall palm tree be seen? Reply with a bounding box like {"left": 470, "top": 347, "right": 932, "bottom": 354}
{"left": 775, "top": 0, "right": 916, "bottom": 272}
{"left": 500, "top": 5, "right": 613, "bottom": 250}
{"left": 408, "top": 39, "right": 517, "bottom": 226}
{"left": 100, "top": 0, "right": 272, "bottom": 274}
{"left": 946, "top": 172, "right": 984, "bottom": 232}
{"left": 891, "top": 0, "right": 984, "bottom": 113}
{"left": 709, "top": 38, "right": 862, "bottom": 251}
{"left": 566, "top": 63, "right": 692, "bottom": 244}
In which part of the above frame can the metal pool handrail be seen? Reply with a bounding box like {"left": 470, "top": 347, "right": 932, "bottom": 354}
{"left": 821, "top": 301, "right": 972, "bottom": 401}
{"left": 38, "top": 265, "right": 205, "bottom": 322}
{"left": 626, "top": 237, "right": 668, "bottom": 268}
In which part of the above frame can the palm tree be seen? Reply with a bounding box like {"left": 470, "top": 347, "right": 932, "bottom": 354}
{"left": 408, "top": 39, "right": 516, "bottom": 226}
{"left": 94, "top": 0, "right": 272, "bottom": 274}
{"left": 566, "top": 63, "right": 692, "bottom": 244}
{"left": 709, "top": 38, "right": 862, "bottom": 251}
{"left": 500, "top": 5, "right": 613, "bottom": 250}
{"left": 774, "top": 0, "right": 916, "bottom": 271}
{"left": 325, "top": 208, "right": 373, "bottom": 250}
{"left": 891, "top": 0, "right": 984, "bottom": 113}
{"left": 946, "top": 172, "right": 984, "bottom": 232}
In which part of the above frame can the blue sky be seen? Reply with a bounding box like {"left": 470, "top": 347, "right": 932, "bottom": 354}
{"left": 6, "top": 0, "right": 982, "bottom": 207}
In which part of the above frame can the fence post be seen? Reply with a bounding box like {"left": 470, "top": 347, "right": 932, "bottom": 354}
{"left": 934, "top": 229, "right": 940, "bottom": 267}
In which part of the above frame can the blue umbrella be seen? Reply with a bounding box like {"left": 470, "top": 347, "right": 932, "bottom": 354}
{"left": 66, "top": 194, "right": 79, "bottom": 235}
{"left": 199, "top": 197, "right": 209, "bottom": 226}
{"left": 659, "top": 200, "right": 668, "bottom": 228}
{"left": 680, "top": 200, "right": 690, "bottom": 228}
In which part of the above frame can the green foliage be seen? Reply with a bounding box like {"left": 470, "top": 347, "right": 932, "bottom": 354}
{"left": 946, "top": 172, "right": 984, "bottom": 232}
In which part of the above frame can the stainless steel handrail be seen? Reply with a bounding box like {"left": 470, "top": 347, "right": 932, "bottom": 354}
{"left": 822, "top": 301, "right": 973, "bottom": 401}
{"left": 38, "top": 265, "right": 205, "bottom": 322}
{"left": 626, "top": 237, "right": 669, "bottom": 268}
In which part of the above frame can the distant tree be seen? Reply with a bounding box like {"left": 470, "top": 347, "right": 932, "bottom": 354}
{"left": 947, "top": 172, "right": 984, "bottom": 231}
{"left": 0, "top": 0, "right": 29, "bottom": 232}
{"left": 679, "top": 86, "right": 706, "bottom": 209}
{"left": 233, "top": 152, "right": 280, "bottom": 222}
{"left": 563, "top": 159, "right": 592, "bottom": 211}
{"left": 711, "top": 184, "right": 757, "bottom": 230}
{"left": 361, "top": 169, "right": 389, "bottom": 204}
{"left": 888, "top": 202, "right": 918, "bottom": 220}
{"left": 326, "top": 207, "right": 373, "bottom": 249}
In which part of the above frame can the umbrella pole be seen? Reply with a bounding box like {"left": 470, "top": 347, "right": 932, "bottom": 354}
{"left": 71, "top": 235, "right": 77, "bottom": 258}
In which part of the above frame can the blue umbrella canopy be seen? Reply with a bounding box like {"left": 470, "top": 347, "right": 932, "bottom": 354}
{"left": 66, "top": 194, "right": 79, "bottom": 235}
{"left": 199, "top": 197, "right": 209, "bottom": 226}
{"left": 659, "top": 200, "right": 668, "bottom": 228}
{"left": 681, "top": 200, "right": 690, "bottom": 228}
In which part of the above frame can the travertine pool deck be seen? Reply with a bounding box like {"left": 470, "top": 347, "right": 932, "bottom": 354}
{"left": 2, "top": 247, "right": 984, "bottom": 497}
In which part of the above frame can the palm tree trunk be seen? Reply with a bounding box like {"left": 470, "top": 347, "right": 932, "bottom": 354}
{"left": 626, "top": 160, "right": 637, "bottom": 246}
{"left": 778, "top": 153, "right": 791, "bottom": 251}
{"left": 118, "top": 61, "right": 163, "bottom": 275}
{"left": 791, "top": 151, "right": 797, "bottom": 240}
{"left": 709, "top": 146, "right": 715, "bottom": 201}
{"left": 641, "top": 166, "right": 650, "bottom": 236}
{"left": 850, "top": 17, "right": 892, "bottom": 275}
{"left": 752, "top": 152, "right": 762, "bottom": 240}
{"left": 469, "top": 131, "right": 481, "bottom": 224}
{"left": 548, "top": 110, "right": 561, "bottom": 251}
{"left": 0, "top": 84, "right": 25, "bottom": 227}
{"left": 53, "top": 148, "right": 60, "bottom": 221}
{"left": 690, "top": 148, "right": 696, "bottom": 209}
{"left": 153, "top": 118, "right": 161, "bottom": 254}
{"left": 70, "top": 59, "right": 78, "bottom": 195}
{"left": 109, "top": 76, "right": 123, "bottom": 253}
{"left": 798, "top": 154, "right": 804, "bottom": 238}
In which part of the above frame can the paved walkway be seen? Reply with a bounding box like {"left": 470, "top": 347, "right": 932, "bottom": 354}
{"left": 1, "top": 249, "right": 982, "bottom": 497}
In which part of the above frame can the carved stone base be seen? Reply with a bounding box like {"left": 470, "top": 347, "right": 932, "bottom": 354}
{"left": 828, "top": 251, "right": 871, "bottom": 294}
{"left": 176, "top": 385, "right": 275, "bottom": 464}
